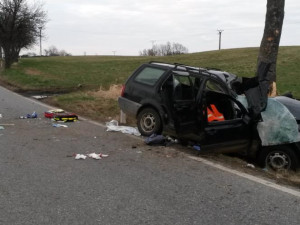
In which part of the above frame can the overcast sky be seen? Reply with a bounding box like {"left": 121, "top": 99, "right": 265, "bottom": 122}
{"left": 28, "top": 0, "right": 300, "bottom": 56}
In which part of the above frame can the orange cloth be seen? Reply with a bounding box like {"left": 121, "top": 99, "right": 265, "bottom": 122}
{"left": 207, "top": 104, "right": 224, "bottom": 122}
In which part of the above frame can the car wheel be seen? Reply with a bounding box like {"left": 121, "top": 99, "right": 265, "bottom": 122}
{"left": 258, "top": 146, "right": 299, "bottom": 171}
{"left": 137, "top": 108, "right": 162, "bottom": 136}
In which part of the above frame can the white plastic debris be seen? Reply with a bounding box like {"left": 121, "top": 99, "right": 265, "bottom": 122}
{"left": 246, "top": 163, "right": 255, "bottom": 169}
{"left": 0, "top": 126, "right": 4, "bottom": 130}
{"left": 74, "top": 153, "right": 109, "bottom": 160}
{"left": 87, "top": 153, "right": 109, "bottom": 160}
{"left": 52, "top": 124, "right": 68, "bottom": 128}
{"left": 75, "top": 154, "right": 87, "bottom": 160}
{"left": 32, "top": 95, "right": 48, "bottom": 100}
{"left": 106, "top": 120, "right": 141, "bottom": 136}
{"left": 0, "top": 114, "right": 2, "bottom": 119}
{"left": 88, "top": 153, "right": 101, "bottom": 160}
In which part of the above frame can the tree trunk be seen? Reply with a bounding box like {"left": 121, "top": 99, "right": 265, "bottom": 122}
{"left": 257, "top": 0, "right": 285, "bottom": 96}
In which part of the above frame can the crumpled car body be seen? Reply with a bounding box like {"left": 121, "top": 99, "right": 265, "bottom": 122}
{"left": 237, "top": 96, "right": 300, "bottom": 146}
{"left": 118, "top": 61, "right": 300, "bottom": 170}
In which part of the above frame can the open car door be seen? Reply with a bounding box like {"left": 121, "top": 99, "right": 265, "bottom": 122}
{"left": 170, "top": 72, "right": 198, "bottom": 135}
{"left": 200, "top": 79, "right": 252, "bottom": 154}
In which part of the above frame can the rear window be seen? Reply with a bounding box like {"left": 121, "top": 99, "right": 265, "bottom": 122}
{"left": 134, "top": 67, "right": 166, "bottom": 86}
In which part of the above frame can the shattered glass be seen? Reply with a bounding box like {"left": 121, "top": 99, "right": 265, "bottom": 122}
{"left": 237, "top": 96, "right": 300, "bottom": 146}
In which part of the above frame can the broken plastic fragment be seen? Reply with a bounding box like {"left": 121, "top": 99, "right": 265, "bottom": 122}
{"left": 88, "top": 153, "right": 102, "bottom": 160}
{"left": 75, "top": 154, "right": 87, "bottom": 160}
{"left": 246, "top": 163, "right": 255, "bottom": 169}
{"left": 32, "top": 95, "right": 48, "bottom": 100}
{"left": 87, "top": 153, "right": 109, "bottom": 159}
{"left": 0, "top": 126, "right": 4, "bottom": 130}
{"left": 52, "top": 124, "right": 68, "bottom": 128}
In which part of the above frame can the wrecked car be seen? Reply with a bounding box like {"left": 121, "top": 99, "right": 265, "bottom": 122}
{"left": 118, "top": 61, "right": 300, "bottom": 170}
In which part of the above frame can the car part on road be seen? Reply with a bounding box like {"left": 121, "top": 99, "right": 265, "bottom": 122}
{"left": 137, "top": 107, "right": 162, "bottom": 136}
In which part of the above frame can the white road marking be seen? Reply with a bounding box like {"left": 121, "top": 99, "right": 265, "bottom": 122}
{"left": 188, "top": 155, "right": 300, "bottom": 198}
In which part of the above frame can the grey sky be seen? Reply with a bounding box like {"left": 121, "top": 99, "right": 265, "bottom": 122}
{"left": 29, "top": 0, "right": 300, "bottom": 56}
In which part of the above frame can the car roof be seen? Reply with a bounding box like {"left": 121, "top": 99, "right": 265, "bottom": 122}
{"left": 148, "top": 61, "right": 237, "bottom": 84}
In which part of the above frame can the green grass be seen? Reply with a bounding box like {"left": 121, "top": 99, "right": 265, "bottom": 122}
{"left": 1, "top": 46, "right": 299, "bottom": 96}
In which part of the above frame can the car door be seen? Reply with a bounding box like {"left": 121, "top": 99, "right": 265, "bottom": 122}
{"left": 170, "top": 72, "right": 198, "bottom": 134}
{"left": 200, "top": 79, "right": 252, "bottom": 153}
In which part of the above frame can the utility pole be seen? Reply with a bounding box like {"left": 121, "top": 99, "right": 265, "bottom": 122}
{"left": 39, "top": 26, "right": 42, "bottom": 56}
{"left": 217, "top": 29, "right": 224, "bottom": 50}
{"left": 112, "top": 51, "right": 116, "bottom": 56}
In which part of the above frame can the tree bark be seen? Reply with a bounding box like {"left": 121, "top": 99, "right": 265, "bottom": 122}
{"left": 257, "top": 0, "right": 285, "bottom": 96}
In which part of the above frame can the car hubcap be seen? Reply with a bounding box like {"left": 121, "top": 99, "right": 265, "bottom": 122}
{"left": 141, "top": 113, "right": 156, "bottom": 132}
{"left": 266, "top": 152, "right": 290, "bottom": 170}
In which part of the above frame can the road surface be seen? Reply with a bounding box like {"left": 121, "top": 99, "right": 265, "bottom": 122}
{"left": 0, "top": 86, "right": 299, "bottom": 225}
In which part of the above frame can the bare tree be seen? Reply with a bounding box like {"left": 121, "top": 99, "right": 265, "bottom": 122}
{"left": 257, "top": 0, "right": 285, "bottom": 96}
{"left": 44, "top": 45, "right": 71, "bottom": 56}
{"left": 0, "top": 0, "right": 47, "bottom": 68}
{"left": 139, "top": 42, "right": 188, "bottom": 56}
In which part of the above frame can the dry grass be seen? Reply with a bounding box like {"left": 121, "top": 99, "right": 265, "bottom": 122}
{"left": 91, "top": 84, "right": 122, "bottom": 100}
{"left": 24, "top": 68, "right": 43, "bottom": 76}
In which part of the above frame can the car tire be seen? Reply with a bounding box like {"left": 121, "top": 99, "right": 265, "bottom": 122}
{"left": 137, "top": 108, "right": 162, "bottom": 136}
{"left": 258, "top": 146, "right": 299, "bottom": 171}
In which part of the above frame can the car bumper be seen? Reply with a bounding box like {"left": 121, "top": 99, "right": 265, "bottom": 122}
{"left": 118, "top": 97, "right": 142, "bottom": 117}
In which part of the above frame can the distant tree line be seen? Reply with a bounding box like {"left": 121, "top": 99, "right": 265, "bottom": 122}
{"left": 21, "top": 46, "right": 71, "bottom": 58}
{"left": 0, "top": 0, "right": 47, "bottom": 68}
{"left": 44, "top": 46, "right": 71, "bottom": 57}
{"left": 139, "top": 42, "right": 188, "bottom": 56}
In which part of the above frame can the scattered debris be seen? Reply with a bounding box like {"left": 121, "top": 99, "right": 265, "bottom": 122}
{"left": 106, "top": 120, "right": 141, "bottom": 136}
{"left": 32, "top": 95, "right": 48, "bottom": 100}
{"left": 44, "top": 109, "right": 65, "bottom": 118}
{"left": 75, "top": 154, "right": 87, "bottom": 160}
{"left": 0, "top": 114, "right": 2, "bottom": 118}
{"left": 45, "top": 109, "right": 78, "bottom": 122}
{"left": 87, "top": 153, "right": 109, "bottom": 160}
{"left": 246, "top": 163, "right": 255, "bottom": 169}
{"left": 52, "top": 124, "right": 68, "bottom": 128}
{"left": 145, "top": 134, "right": 167, "bottom": 145}
{"left": 0, "top": 126, "right": 4, "bottom": 130}
{"left": 193, "top": 145, "right": 201, "bottom": 151}
{"left": 73, "top": 153, "right": 109, "bottom": 160}
{"left": 20, "top": 111, "right": 37, "bottom": 119}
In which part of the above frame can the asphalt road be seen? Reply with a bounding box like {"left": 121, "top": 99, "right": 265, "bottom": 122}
{"left": 0, "top": 86, "right": 300, "bottom": 225}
